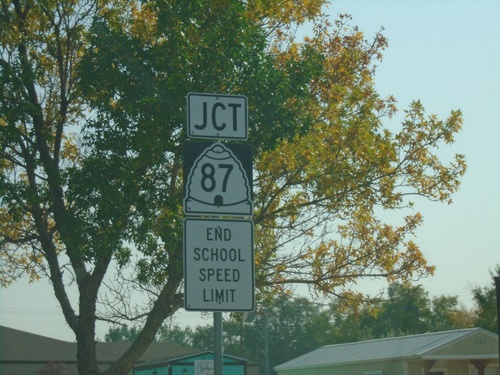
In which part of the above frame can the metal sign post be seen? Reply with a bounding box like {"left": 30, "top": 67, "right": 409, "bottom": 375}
{"left": 495, "top": 277, "right": 500, "bottom": 367}
{"left": 214, "top": 312, "right": 223, "bottom": 375}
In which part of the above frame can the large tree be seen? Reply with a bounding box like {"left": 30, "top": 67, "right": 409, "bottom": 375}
{"left": 0, "top": 0, "right": 466, "bottom": 374}
{"left": 320, "top": 283, "right": 475, "bottom": 345}
{"left": 472, "top": 265, "right": 500, "bottom": 333}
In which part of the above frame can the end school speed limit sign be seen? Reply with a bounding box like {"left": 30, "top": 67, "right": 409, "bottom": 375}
{"left": 183, "top": 218, "right": 255, "bottom": 312}
{"left": 183, "top": 142, "right": 252, "bottom": 217}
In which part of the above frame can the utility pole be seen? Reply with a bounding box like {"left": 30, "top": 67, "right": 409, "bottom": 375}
{"left": 495, "top": 277, "right": 500, "bottom": 368}
{"left": 264, "top": 313, "right": 270, "bottom": 375}
{"left": 214, "top": 312, "right": 224, "bottom": 375}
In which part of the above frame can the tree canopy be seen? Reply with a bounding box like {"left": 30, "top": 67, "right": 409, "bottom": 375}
{"left": 104, "top": 283, "right": 478, "bottom": 375}
{"left": 472, "top": 265, "right": 500, "bottom": 333}
{"left": 1, "top": 1, "right": 466, "bottom": 374}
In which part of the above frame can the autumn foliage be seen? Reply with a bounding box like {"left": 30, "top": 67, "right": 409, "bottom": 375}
{"left": 0, "top": 1, "right": 465, "bottom": 374}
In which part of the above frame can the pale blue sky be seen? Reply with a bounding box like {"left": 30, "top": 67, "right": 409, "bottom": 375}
{"left": 336, "top": 0, "right": 500, "bottom": 305}
{"left": 283, "top": 0, "right": 500, "bottom": 310}
{"left": 1, "top": 0, "right": 499, "bottom": 341}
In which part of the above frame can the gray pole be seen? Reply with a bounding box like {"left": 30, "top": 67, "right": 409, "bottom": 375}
{"left": 495, "top": 277, "right": 500, "bottom": 368}
{"left": 214, "top": 312, "right": 224, "bottom": 375}
{"left": 264, "top": 314, "right": 270, "bottom": 375}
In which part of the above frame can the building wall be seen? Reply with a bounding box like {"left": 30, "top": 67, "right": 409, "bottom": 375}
{"left": 277, "top": 359, "right": 500, "bottom": 375}
{"left": 433, "top": 333, "right": 498, "bottom": 357}
{"left": 170, "top": 363, "right": 245, "bottom": 375}
{"left": 406, "top": 359, "right": 500, "bottom": 375}
{"left": 275, "top": 365, "right": 335, "bottom": 375}
{"left": 468, "top": 363, "right": 500, "bottom": 375}
{"left": 134, "top": 353, "right": 247, "bottom": 375}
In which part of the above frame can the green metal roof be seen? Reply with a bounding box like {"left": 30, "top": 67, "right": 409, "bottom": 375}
{"left": 275, "top": 328, "right": 498, "bottom": 371}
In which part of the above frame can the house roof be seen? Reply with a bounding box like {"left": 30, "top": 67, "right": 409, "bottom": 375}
{"left": 275, "top": 328, "right": 499, "bottom": 371}
{"left": 0, "top": 325, "right": 75, "bottom": 362}
{"left": 96, "top": 342, "right": 200, "bottom": 364}
{"left": 0, "top": 325, "right": 199, "bottom": 364}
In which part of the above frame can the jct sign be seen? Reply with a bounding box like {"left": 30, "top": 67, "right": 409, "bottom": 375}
{"left": 184, "top": 218, "right": 255, "bottom": 312}
{"left": 187, "top": 92, "right": 248, "bottom": 140}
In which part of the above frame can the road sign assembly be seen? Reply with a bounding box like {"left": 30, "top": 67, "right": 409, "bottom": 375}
{"left": 183, "top": 92, "right": 254, "bottom": 315}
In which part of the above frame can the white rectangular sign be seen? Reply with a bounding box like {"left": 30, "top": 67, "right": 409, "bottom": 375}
{"left": 187, "top": 92, "right": 248, "bottom": 140}
{"left": 184, "top": 218, "right": 254, "bottom": 312}
{"left": 195, "top": 360, "right": 214, "bottom": 375}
